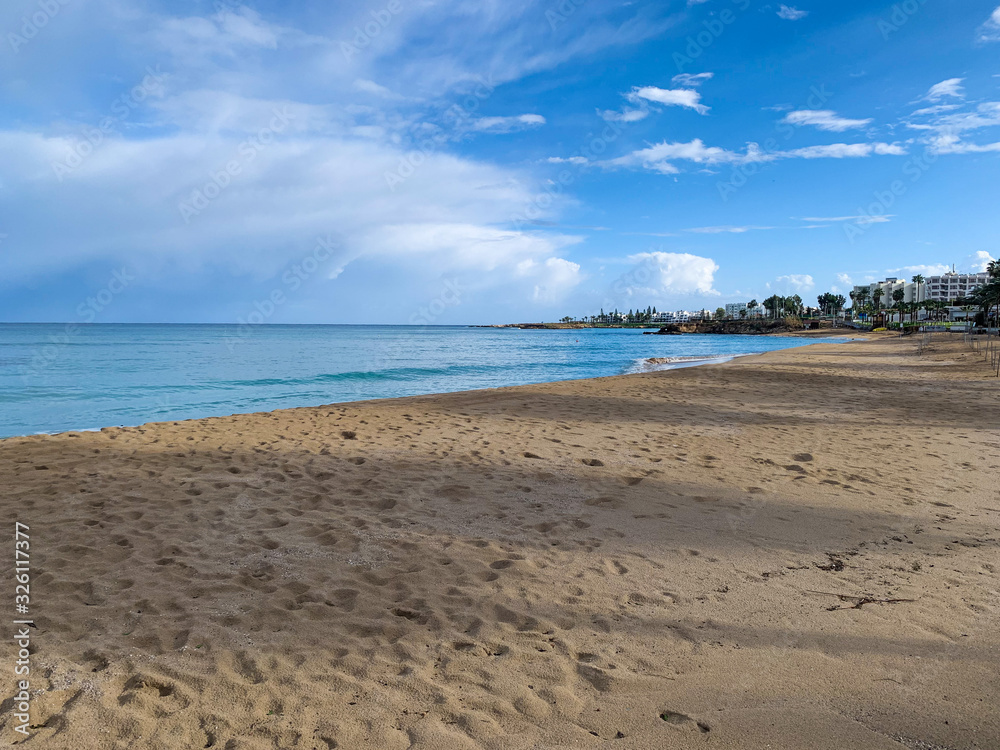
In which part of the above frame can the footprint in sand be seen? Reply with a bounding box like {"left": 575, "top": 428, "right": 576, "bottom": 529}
{"left": 659, "top": 710, "right": 710, "bottom": 733}
{"left": 118, "top": 675, "right": 190, "bottom": 716}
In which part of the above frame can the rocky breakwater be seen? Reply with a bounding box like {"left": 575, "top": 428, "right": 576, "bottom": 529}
{"left": 644, "top": 319, "right": 808, "bottom": 335}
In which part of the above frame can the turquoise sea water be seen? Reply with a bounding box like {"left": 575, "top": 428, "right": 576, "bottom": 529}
{"left": 0, "top": 324, "right": 845, "bottom": 438}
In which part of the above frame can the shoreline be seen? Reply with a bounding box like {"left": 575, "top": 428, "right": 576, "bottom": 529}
{"left": 3, "top": 335, "right": 860, "bottom": 442}
{"left": 4, "top": 334, "right": 998, "bottom": 748}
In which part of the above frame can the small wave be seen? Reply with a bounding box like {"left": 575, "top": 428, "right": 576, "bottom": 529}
{"left": 222, "top": 364, "right": 499, "bottom": 389}
{"left": 625, "top": 354, "right": 750, "bottom": 374}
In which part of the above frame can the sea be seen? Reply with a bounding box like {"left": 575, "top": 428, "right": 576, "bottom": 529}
{"left": 0, "top": 324, "right": 847, "bottom": 439}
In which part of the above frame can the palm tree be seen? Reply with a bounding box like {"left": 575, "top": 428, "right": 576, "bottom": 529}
{"left": 970, "top": 279, "right": 1000, "bottom": 331}
{"left": 853, "top": 287, "right": 870, "bottom": 323}
{"left": 748, "top": 299, "right": 758, "bottom": 318}
{"left": 912, "top": 274, "right": 925, "bottom": 304}
{"left": 892, "top": 288, "right": 905, "bottom": 326}
{"left": 872, "top": 287, "right": 884, "bottom": 324}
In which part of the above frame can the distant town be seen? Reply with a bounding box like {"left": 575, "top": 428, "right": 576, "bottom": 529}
{"left": 542, "top": 267, "right": 999, "bottom": 330}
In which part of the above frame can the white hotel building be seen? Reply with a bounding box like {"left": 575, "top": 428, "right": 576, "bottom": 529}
{"left": 852, "top": 277, "right": 925, "bottom": 305}
{"left": 924, "top": 271, "right": 990, "bottom": 302}
{"left": 724, "top": 302, "right": 765, "bottom": 318}
{"left": 854, "top": 271, "right": 990, "bottom": 308}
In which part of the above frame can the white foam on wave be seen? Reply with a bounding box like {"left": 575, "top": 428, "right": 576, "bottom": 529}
{"left": 624, "top": 354, "right": 750, "bottom": 375}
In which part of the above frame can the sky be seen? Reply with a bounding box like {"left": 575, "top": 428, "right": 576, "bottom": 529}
{"left": 1, "top": 0, "right": 998, "bottom": 324}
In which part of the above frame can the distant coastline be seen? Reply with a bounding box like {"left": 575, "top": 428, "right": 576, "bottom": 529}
{"left": 477, "top": 318, "right": 839, "bottom": 335}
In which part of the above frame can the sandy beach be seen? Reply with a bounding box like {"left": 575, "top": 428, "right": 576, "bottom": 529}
{"left": 2, "top": 333, "right": 998, "bottom": 749}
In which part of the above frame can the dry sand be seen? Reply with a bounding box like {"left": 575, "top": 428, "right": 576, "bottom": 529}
{"left": 2, "top": 334, "right": 998, "bottom": 749}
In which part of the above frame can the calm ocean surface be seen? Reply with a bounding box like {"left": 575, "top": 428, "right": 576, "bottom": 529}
{"left": 0, "top": 324, "right": 845, "bottom": 438}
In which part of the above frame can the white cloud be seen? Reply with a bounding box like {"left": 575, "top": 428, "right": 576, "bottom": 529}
{"left": 800, "top": 215, "right": 893, "bottom": 225}
{"left": 774, "top": 274, "right": 815, "bottom": 292}
{"left": 977, "top": 6, "right": 1000, "bottom": 42}
{"left": 628, "top": 86, "right": 709, "bottom": 115}
{"left": 598, "top": 108, "right": 649, "bottom": 123}
{"left": 782, "top": 110, "right": 873, "bottom": 132}
{"left": 547, "top": 156, "right": 588, "bottom": 165}
{"left": 672, "top": 72, "right": 714, "bottom": 87}
{"left": 468, "top": 114, "right": 545, "bottom": 134}
{"left": 928, "top": 134, "right": 1000, "bottom": 154}
{"left": 886, "top": 264, "right": 952, "bottom": 278}
{"left": 905, "top": 99, "right": 1000, "bottom": 153}
{"left": 604, "top": 138, "right": 905, "bottom": 174}
{"left": 970, "top": 251, "right": 996, "bottom": 272}
{"left": 0, "top": 121, "right": 581, "bottom": 308}
{"left": 600, "top": 74, "right": 714, "bottom": 122}
{"left": 352, "top": 79, "right": 402, "bottom": 98}
{"left": 923, "top": 78, "right": 965, "bottom": 102}
{"left": 603, "top": 139, "right": 747, "bottom": 174}
{"left": 777, "top": 5, "right": 809, "bottom": 20}
{"left": 784, "top": 142, "right": 906, "bottom": 158}
{"left": 686, "top": 225, "right": 775, "bottom": 234}
{"left": 625, "top": 252, "right": 720, "bottom": 295}
{"left": 516, "top": 257, "right": 584, "bottom": 303}
{"left": 909, "top": 104, "right": 961, "bottom": 117}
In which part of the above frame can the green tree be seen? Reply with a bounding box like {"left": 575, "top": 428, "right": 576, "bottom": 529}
{"left": 715, "top": 307, "right": 726, "bottom": 320}
{"left": 817, "top": 292, "right": 844, "bottom": 316}
{"left": 970, "top": 277, "right": 1000, "bottom": 330}
{"left": 892, "top": 288, "right": 906, "bottom": 325}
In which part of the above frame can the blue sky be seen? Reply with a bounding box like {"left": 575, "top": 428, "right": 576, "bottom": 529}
{"left": 1, "top": 0, "right": 998, "bottom": 324}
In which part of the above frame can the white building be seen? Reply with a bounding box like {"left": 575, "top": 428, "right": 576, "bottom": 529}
{"left": 925, "top": 271, "right": 990, "bottom": 302}
{"left": 725, "top": 302, "right": 764, "bottom": 318}
{"left": 650, "top": 309, "right": 712, "bottom": 323}
{"left": 852, "top": 278, "right": 925, "bottom": 306}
